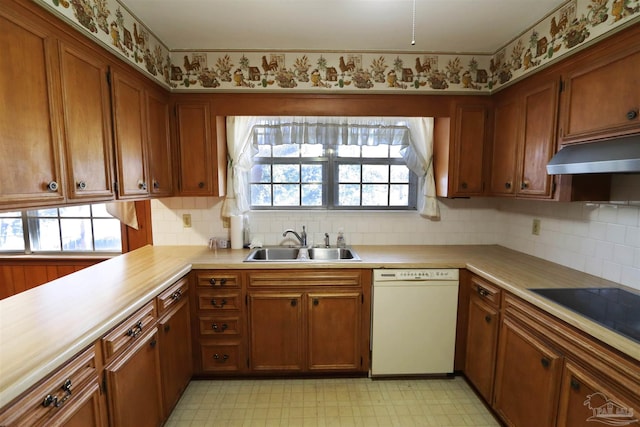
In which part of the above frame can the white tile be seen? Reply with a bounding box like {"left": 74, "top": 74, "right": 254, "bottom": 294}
{"left": 606, "top": 224, "right": 627, "bottom": 244}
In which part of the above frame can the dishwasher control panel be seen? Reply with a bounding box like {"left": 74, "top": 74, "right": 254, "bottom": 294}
{"left": 373, "top": 269, "right": 458, "bottom": 281}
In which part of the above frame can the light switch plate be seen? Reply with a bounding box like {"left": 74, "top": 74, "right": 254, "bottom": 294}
{"left": 183, "top": 213, "right": 192, "bottom": 228}
{"left": 532, "top": 218, "right": 541, "bottom": 235}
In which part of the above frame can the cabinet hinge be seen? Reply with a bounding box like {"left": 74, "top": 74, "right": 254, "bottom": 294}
{"left": 245, "top": 295, "right": 248, "bottom": 305}
{"left": 559, "top": 79, "right": 565, "bottom": 93}
{"left": 106, "top": 69, "right": 112, "bottom": 86}
{"left": 247, "top": 358, "right": 250, "bottom": 368}
{"left": 101, "top": 374, "right": 107, "bottom": 395}
{"left": 361, "top": 294, "right": 364, "bottom": 304}
{"left": 360, "top": 356, "right": 363, "bottom": 366}
{"left": 552, "top": 180, "right": 557, "bottom": 194}
{"left": 113, "top": 182, "right": 119, "bottom": 196}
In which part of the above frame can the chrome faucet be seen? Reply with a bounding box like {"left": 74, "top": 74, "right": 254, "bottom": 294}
{"left": 324, "top": 233, "right": 330, "bottom": 247}
{"left": 282, "top": 225, "right": 307, "bottom": 247}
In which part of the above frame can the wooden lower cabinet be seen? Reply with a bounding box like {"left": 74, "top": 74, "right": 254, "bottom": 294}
{"left": 0, "top": 344, "right": 107, "bottom": 427}
{"left": 493, "top": 317, "right": 563, "bottom": 427}
{"left": 158, "top": 297, "right": 192, "bottom": 417}
{"left": 104, "top": 328, "right": 163, "bottom": 427}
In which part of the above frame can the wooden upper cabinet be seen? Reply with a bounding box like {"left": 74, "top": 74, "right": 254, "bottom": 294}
{"left": 517, "top": 78, "right": 558, "bottom": 199}
{"left": 0, "top": 7, "right": 65, "bottom": 208}
{"left": 173, "top": 99, "right": 227, "bottom": 196}
{"left": 559, "top": 47, "right": 640, "bottom": 144}
{"left": 111, "top": 70, "right": 149, "bottom": 199}
{"left": 490, "top": 96, "right": 520, "bottom": 196}
{"left": 58, "top": 42, "right": 114, "bottom": 202}
{"left": 434, "top": 102, "right": 489, "bottom": 198}
{"left": 146, "top": 88, "right": 173, "bottom": 197}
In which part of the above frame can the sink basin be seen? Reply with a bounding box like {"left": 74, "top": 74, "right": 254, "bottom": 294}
{"left": 244, "top": 247, "right": 361, "bottom": 262}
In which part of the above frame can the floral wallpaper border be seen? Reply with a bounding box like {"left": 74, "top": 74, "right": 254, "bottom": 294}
{"left": 34, "top": 0, "right": 640, "bottom": 93}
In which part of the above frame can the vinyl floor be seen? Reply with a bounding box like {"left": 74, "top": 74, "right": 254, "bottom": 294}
{"left": 165, "top": 376, "right": 501, "bottom": 427}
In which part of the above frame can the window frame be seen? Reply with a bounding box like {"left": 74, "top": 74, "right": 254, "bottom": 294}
{"left": 249, "top": 143, "right": 418, "bottom": 211}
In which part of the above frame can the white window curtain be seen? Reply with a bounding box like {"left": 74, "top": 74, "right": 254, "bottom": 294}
{"left": 221, "top": 116, "right": 440, "bottom": 220}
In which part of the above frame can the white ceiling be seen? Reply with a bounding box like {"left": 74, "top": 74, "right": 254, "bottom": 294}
{"left": 123, "top": 0, "right": 567, "bottom": 54}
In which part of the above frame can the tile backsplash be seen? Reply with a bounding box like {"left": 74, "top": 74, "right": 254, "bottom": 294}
{"left": 151, "top": 175, "right": 640, "bottom": 290}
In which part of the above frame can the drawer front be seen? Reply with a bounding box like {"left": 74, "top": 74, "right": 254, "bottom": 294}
{"left": 197, "top": 291, "right": 242, "bottom": 312}
{"left": 157, "top": 277, "right": 189, "bottom": 316}
{"left": 198, "top": 316, "right": 241, "bottom": 337}
{"left": 201, "top": 343, "right": 243, "bottom": 372}
{"left": 102, "top": 301, "right": 156, "bottom": 361}
{"left": 470, "top": 275, "right": 501, "bottom": 307}
{"left": 196, "top": 271, "right": 241, "bottom": 289}
{"left": 248, "top": 270, "right": 362, "bottom": 287}
{"left": 0, "top": 344, "right": 98, "bottom": 426}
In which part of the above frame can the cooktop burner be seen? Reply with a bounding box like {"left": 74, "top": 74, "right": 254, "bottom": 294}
{"left": 531, "top": 287, "right": 640, "bottom": 344}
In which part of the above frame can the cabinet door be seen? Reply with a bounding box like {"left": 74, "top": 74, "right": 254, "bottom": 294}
{"left": 307, "top": 292, "right": 361, "bottom": 371}
{"left": 111, "top": 70, "right": 149, "bottom": 199}
{"left": 105, "top": 328, "right": 163, "bottom": 427}
{"left": 248, "top": 293, "right": 304, "bottom": 371}
{"left": 174, "top": 102, "right": 217, "bottom": 196}
{"left": 58, "top": 42, "right": 114, "bottom": 202}
{"left": 0, "top": 9, "right": 65, "bottom": 208}
{"left": 452, "top": 105, "right": 488, "bottom": 196}
{"left": 560, "top": 49, "right": 640, "bottom": 143}
{"left": 493, "top": 318, "right": 562, "bottom": 427}
{"left": 159, "top": 298, "right": 192, "bottom": 417}
{"left": 518, "top": 80, "right": 557, "bottom": 199}
{"left": 490, "top": 98, "right": 520, "bottom": 196}
{"left": 146, "top": 88, "right": 173, "bottom": 197}
{"left": 464, "top": 294, "right": 499, "bottom": 403}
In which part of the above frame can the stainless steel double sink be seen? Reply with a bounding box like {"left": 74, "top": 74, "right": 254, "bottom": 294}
{"left": 244, "top": 247, "right": 361, "bottom": 262}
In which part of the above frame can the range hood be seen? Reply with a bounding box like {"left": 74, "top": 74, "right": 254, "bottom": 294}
{"left": 546, "top": 134, "right": 640, "bottom": 174}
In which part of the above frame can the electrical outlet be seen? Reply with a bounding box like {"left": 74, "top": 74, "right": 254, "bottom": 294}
{"left": 182, "top": 213, "right": 192, "bottom": 228}
{"left": 222, "top": 217, "right": 230, "bottom": 229}
{"left": 532, "top": 218, "right": 541, "bottom": 236}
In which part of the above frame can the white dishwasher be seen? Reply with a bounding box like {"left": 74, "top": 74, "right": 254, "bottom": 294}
{"left": 371, "top": 269, "right": 459, "bottom": 377}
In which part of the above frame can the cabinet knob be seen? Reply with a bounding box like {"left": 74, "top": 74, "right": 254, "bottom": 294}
{"left": 313, "top": 299, "right": 319, "bottom": 306}
{"left": 211, "top": 298, "right": 227, "bottom": 308}
{"left": 540, "top": 357, "right": 550, "bottom": 368}
{"left": 461, "top": 182, "right": 468, "bottom": 190}
{"left": 149, "top": 338, "right": 157, "bottom": 348}
{"left": 521, "top": 181, "right": 529, "bottom": 190}
{"left": 153, "top": 180, "right": 160, "bottom": 190}
{"left": 164, "top": 324, "right": 171, "bottom": 332}
{"left": 290, "top": 299, "right": 297, "bottom": 307}
{"left": 505, "top": 181, "right": 512, "bottom": 190}
{"left": 138, "top": 181, "right": 147, "bottom": 191}
{"left": 47, "top": 181, "right": 59, "bottom": 192}
{"left": 198, "top": 181, "right": 205, "bottom": 189}
{"left": 570, "top": 377, "right": 580, "bottom": 391}
{"left": 627, "top": 110, "right": 638, "bottom": 120}
{"left": 76, "top": 181, "right": 87, "bottom": 190}
{"left": 484, "top": 314, "right": 492, "bottom": 323}
{"left": 212, "top": 323, "right": 228, "bottom": 332}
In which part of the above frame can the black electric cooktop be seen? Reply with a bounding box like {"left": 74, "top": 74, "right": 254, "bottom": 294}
{"left": 531, "top": 287, "right": 640, "bottom": 344}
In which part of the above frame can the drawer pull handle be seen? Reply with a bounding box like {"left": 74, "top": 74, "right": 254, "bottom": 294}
{"left": 42, "top": 379, "right": 72, "bottom": 408}
{"left": 212, "top": 323, "right": 228, "bottom": 332}
{"left": 541, "top": 357, "right": 550, "bottom": 368}
{"left": 213, "top": 353, "right": 229, "bottom": 362}
{"left": 126, "top": 320, "right": 143, "bottom": 338}
{"left": 570, "top": 377, "right": 580, "bottom": 391}
{"left": 211, "top": 298, "right": 227, "bottom": 308}
{"left": 171, "top": 289, "right": 183, "bottom": 300}
{"left": 477, "top": 287, "right": 489, "bottom": 297}
{"left": 209, "top": 278, "right": 227, "bottom": 286}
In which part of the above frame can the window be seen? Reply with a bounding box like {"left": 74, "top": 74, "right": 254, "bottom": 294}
{"left": 0, "top": 204, "right": 122, "bottom": 254}
{"left": 249, "top": 119, "right": 417, "bottom": 210}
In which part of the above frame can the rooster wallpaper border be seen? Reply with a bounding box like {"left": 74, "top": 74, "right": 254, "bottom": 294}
{"left": 34, "top": 0, "right": 640, "bottom": 93}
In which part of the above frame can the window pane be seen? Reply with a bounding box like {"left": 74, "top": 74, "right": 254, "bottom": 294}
{"left": 390, "top": 184, "right": 409, "bottom": 205}
{"left": 338, "top": 164, "right": 360, "bottom": 182}
{"left": 390, "top": 165, "right": 409, "bottom": 183}
{"left": 362, "top": 184, "right": 389, "bottom": 206}
{"left": 60, "top": 205, "right": 91, "bottom": 217}
{"left": 273, "top": 184, "right": 299, "bottom": 206}
{"left": 301, "top": 164, "right": 322, "bottom": 183}
{"left": 273, "top": 164, "right": 300, "bottom": 183}
{"left": 272, "top": 144, "right": 300, "bottom": 157}
{"left": 0, "top": 217, "right": 24, "bottom": 251}
{"left": 61, "top": 219, "right": 93, "bottom": 251}
{"left": 338, "top": 184, "right": 361, "bottom": 206}
{"left": 301, "top": 184, "right": 322, "bottom": 206}
{"left": 362, "top": 165, "right": 388, "bottom": 183}
{"left": 93, "top": 219, "right": 122, "bottom": 251}
{"left": 301, "top": 144, "right": 324, "bottom": 157}
{"left": 0, "top": 212, "right": 20, "bottom": 217}
{"left": 336, "top": 145, "right": 360, "bottom": 157}
{"left": 362, "top": 145, "right": 388, "bottom": 158}
{"left": 28, "top": 208, "right": 57, "bottom": 217}
{"left": 91, "top": 204, "right": 110, "bottom": 217}
{"left": 30, "top": 218, "right": 62, "bottom": 251}
{"left": 251, "top": 184, "right": 272, "bottom": 206}
{"left": 251, "top": 165, "right": 272, "bottom": 183}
